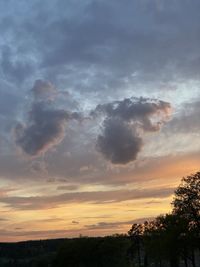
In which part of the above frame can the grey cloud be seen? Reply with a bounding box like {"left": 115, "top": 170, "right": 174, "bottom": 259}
{"left": 31, "top": 79, "right": 57, "bottom": 101}
{"left": 14, "top": 80, "right": 80, "bottom": 156}
{"left": 0, "top": 187, "right": 174, "bottom": 210}
{"left": 0, "top": 0, "right": 198, "bottom": 186}
{"left": 15, "top": 103, "right": 70, "bottom": 156}
{"left": 0, "top": 187, "right": 16, "bottom": 197}
{"left": 0, "top": 84, "right": 22, "bottom": 149}
{"left": 167, "top": 100, "right": 200, "bottom": 133}
{"left": 1, "top": 0, "right": 199, "bottom": 99}
{"left": 36, "top": 217, "right": 65, "bottom": 223}
{"left": 0, "top": 91, "right": 21, "bottom": 155}
{"left": 57, "top": 185, "right": 80, "bottom": 191}
{"left": 145, "top": 200, "right": 162, "bottom": 205}
{"left": 95, "top": 97, "right": 171, "bottom": 164}
{"left": 97, "top": 118, "right": 143, "bottom": 164}
{"left": 0, "top": 45, "right": 34, "bottom": 84}
{"left": 94, "top": 97, "right": 171, "bottom": 130}
{"left": 0, "top": 89, "right": 20, "bottom": 117}
{"left": 99, "top": 150, "right": 200, "bottom": 186}
{"left": 30, "top": 160, "right": 48, "bottom": 174}
{"left": 0, "top": 228, "right": 75, "bottom": 238}
{"left": 85, "top": 221, "right": 128, "bottom": 230}
{"left": 85, "top": 217, "right": 155, "bottom": 230}
{"left": 40, "top": 0, "right": 200, "bottom": 90}
{"left": 0, "top": 216, "right": 154, "bottom": 240}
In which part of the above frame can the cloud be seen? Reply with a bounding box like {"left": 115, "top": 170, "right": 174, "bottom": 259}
{"left": 0, "top": 228, "right": 75, "bottom": 238}
{"left": 57, "top": 185, "right": 80, "bottom": 191}
{"left": 94, "top": 97, "right": 171, "bottom": 164}
{"left": 31, "top": 79, "right": 57, "bottom": 101}
{"left": 72, "top": 220, "right": 79, "bottom": 224}
{"left": 0, "top": 216, "right": 155, "bottom": 242}
{"left": 167, "top": 100, "right": 200, "bottom": 133}
{"left": 0, "top": 187, "right": 174, "bottom": 210}
{"left": 0, "top": 187, "right": 16, "bottom": 197}
{"left": 0, "top": 89, "right": 21, "bottom": 117}
{"left": 94, "top": 98, "right": 171, "bottom": 127}
{"left": 0, "top": 0, "right": 200, "bottom": 242}
{"left": 0, "top": 45, "right": 34, "bottom": 84}
{"left": 14, "top": 80, "right": 80, "bottom": 156}
{"left": 0, "top": 218, "right": 8, "bottom": 222}
{"left": 15, "top": 103, "right": 69, "bottom": 156}
{"left": 97, "top": 118, "right": 143, "bottom": 164}
{"left": 34, "top": 0, "right": 200, "bottom": 97}
{"left": 84, "top": 217, "right": 155, "bottom": 230}
{"left": 1, "top": 0, "right": 199, "bottom": 102}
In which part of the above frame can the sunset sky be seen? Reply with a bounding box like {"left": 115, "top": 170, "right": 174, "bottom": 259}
{"left": 0, "top": 0, "right": 200, "bottom": 242}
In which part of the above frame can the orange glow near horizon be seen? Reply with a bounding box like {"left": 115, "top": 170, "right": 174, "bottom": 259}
{"left": 0, "top": 151, "right": 199, "bottom": 242}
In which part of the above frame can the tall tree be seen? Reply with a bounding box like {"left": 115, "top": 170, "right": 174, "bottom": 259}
{"left": 144, "top": 214, "right": 183, "bottom": 267}
{"left": 128, "top": 223, "right": 144, "bottom": 267}
{"left": 172, "top": 172, "right": 200, "bottom": 231}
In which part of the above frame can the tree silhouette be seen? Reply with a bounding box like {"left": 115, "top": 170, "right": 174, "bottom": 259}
{"left": 128, "top": 223, "right": 144, "bottom": 267}
{"left": 172, "top": 172, "right": 200, "bottom": 232}
{"left": 143, "top": 214, "right": 188, "bottom": 267}
{"left": 54, "top": 236, "right": 131, "bottom": 267}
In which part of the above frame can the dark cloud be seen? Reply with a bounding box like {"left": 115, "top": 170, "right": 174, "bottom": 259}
{"left": 72, "top": 220, "right": 79, "bottom": 224}
{"left": 14, "top": 80, "right": 80, "bottom": 156}
{"left": 15, "top": 103, "right": 69, "bottom": 156}
{"left": 95, "top": 97, "right": 171, "bottom": 164}
{"left": 94, "top": 97, "right": 171, "bottom": 130}
{"left": 97, "top": 118, "right": 143, "bottom": 164}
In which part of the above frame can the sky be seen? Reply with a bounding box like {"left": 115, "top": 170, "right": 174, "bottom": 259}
{"left": 0, "top": 0, "right": 200, "bottom": 242}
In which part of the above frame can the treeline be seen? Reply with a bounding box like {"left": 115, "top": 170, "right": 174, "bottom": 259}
{"left": 0, "top": 239, "right": 64, "bottom": 259}
{"left": 54, "top": 235, "right": 131, "bottom": 267}
{"left": 0, "top": 239, "right": 67, "bottom": 267}
{"left": 128, "top": 214, "right": 199, "bottom": 267}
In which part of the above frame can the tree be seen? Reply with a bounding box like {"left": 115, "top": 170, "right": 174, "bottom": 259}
{"left": 143, "top": 214, "right": 186, "bottom": 267}
{"left": 172, "top": 172, "right": 200, "bottom": 266}
{"left": 128, "top": 223, "right": 144, "bottom": 267}
{"left": 172, "top": 172, "right": 200, "bottom": 231}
